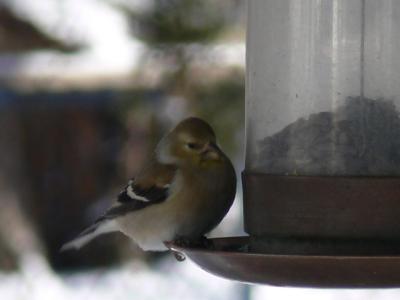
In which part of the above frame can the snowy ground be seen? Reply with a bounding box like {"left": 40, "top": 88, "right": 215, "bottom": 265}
{"left": 2, "top": 252, "right": 400, "bottom": 300}
{"left": 0, "top": 253, "right": 240, "bottom": 300}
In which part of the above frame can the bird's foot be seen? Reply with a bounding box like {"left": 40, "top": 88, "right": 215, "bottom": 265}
{"left": 199, "top": 236, "right": 215, "bottom": 249}
{"left": 166, "top": 236, "right": 215, "bottom": 262}
{"left": 173, "top": 236, "right": 214, "bottom": 249}
{"left": 173, "top": 236, "right": 193, "bottom": 248}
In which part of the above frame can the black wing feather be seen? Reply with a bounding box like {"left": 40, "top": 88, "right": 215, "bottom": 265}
{"left": 95, "top": 180, "right": 169, "bottom": 222}
{"left": 117, "top": 184, "right": 168, "bottom": 204}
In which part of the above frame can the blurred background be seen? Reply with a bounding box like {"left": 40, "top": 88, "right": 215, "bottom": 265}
{"left": 0, "top": 0, "right": 400, "bottom": 299}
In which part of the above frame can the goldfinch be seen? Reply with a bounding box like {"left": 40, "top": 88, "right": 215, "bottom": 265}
{"left": 61, "top": 117, "right": 236, "bottom": 252}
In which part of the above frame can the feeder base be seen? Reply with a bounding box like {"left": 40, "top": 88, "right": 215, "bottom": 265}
{"left": 167, "top": 236, "right": 400, "bottom": 288}
{"left": 243, "top": 172, "right": 400, "bottom": 239}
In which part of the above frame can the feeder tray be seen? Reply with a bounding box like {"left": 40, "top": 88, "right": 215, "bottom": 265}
{"left": 166, "top": 236, "right": 400, "bottom": 288}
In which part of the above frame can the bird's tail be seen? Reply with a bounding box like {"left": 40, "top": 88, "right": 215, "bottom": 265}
{"left": 60, "top": 220, "right": 118, "bottom": 252}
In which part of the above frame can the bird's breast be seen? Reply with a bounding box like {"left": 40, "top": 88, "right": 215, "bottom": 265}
{"left": 167, "top": 168, "right": 236, "bottom": 237}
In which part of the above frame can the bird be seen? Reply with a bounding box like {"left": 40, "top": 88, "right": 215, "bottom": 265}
{"left": 61, "top": 117, "right": 237, "bottom": 252}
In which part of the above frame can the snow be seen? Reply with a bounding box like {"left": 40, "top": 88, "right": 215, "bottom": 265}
{"left": 0, "top": 252, "right": 240, "bottom": 300}
{"left": 0, "top": 0, "right": 244, "bottom": 87}
{"left": 252, "top": 286, "right": 400, "bottom": 300}
{"left": 0, "top": 0, "right": 144, "bottom": 81}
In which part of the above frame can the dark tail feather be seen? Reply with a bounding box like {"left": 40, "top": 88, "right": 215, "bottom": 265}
{"left": 60, "top": 220, "right": 118, "bottom": 252}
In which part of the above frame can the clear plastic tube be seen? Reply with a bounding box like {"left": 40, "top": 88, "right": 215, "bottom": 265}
{"left": 246, "top": 0, "right": 400, "bottom": 176}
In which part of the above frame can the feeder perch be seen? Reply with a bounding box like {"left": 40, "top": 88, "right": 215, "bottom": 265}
{"left": 168, "top": 0, "right": 400, "bottom": 287}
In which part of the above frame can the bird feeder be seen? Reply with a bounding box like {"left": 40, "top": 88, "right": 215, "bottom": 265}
{"left": 169, "top": 0, "right": 400, "bottom": 287}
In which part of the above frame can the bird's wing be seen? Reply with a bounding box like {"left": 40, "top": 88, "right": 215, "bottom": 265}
{"left": 96, "top": 162, "right": 176, "bottom": 222}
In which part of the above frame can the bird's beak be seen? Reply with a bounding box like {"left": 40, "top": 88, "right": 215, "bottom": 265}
{"left": 201, "top": 142, "right": 221, "bottom": 160}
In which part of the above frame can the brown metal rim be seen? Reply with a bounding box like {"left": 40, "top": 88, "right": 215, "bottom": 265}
{"left": 166, "top": 236, "right": 400, "bottom": 260}
{"left": 242, "top": 172, "right": 400, "bottom": 238}
{"left": 166, "top": 236, "right": 400, "bottom": 288}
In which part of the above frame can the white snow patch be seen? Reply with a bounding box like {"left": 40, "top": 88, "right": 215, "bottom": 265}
{"left": 0, "top": 253, "right": 240, "bottom": 300}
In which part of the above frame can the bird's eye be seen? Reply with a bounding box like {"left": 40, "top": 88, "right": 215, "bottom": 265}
{"left": 186, "top": 142, "right": 201, "bottom": 150}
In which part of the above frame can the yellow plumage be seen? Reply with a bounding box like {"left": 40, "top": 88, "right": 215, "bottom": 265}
{"left": 61, "top": 117, "right": 236, "bottom": 252}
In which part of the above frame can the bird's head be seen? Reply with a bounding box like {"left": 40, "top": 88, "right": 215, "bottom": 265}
{"left": 156, "top": 117, "right": 224, "bottom": 167}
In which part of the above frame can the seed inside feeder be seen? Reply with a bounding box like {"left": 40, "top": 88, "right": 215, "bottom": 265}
{"left": 257, "top": 97, "right": 400, "bottom": 176}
